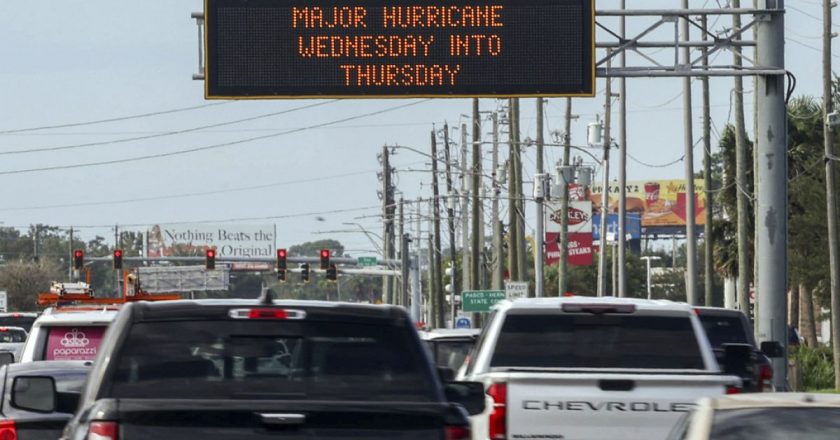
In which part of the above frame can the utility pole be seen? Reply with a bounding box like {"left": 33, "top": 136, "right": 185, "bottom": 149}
{"left": 411, "top": 198, "right": 423, "bottom": 322}
{"left": 471, "top": 99, "right": 482, "bottom": 297}
{"left": 558, "top": 98, "right": 573, "bottom": 296}
{"left": 507, "top": 99, "right": 519, "bottom": 282}
{"left": 461, "top": 123, "right": 471, "bottom": 293}
{"left": 617, "top": 0, "right": 628, "bottom": 297}
{"left": 681, "top": 0, "right": 698, "bottom": 306}
{"left": 114, "top": 224, "right": 120, "bottom": 296}
{"left": 732, "top": 0, "right": 751, "bottom": 315}
{"left": 755, "top": 0, "right": 787, "bottom": 390}
{"left": 443, "top": 124, "right": 459, "bottom": 326}
{"left": 398, "top": 198, "right": 405, "bottom": 306}
{"left": 535, "top": 98, "right": 545, "bottom": 297}
{"left": 32, "top": 225, "right": 39, "bottom": 264}
{"left": 823, "top": 0, "right": 840, "bottom": 390}
{"left": 427, "top": 206, "right": 437, "bottom": 326}
{"left": 491, "top": 113, "right": 504, "bottom": 290}
{"left": 68, "top": 227, "right": 74, "bottom": 279}
{"left": 597, "top": 72, "right": 612, "bottom": 297}
{"left": 430, "top": 132, "right": 445, "bottom": 327}
{"left": 513, "top": 99, "right": 527, "bottom": 284}
{"left": 701, "top": 14, "right": 714, "bottom": 306}
{"left": 381, "top": 146, "right": 394, "bottom": 304}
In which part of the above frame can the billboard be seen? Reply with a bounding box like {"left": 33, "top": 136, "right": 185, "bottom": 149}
{"left": 148, "top": 224, "right": 276, "bottom": 258}
{"left": 204, "top": 0, "right": 594, "bottom": 98}
{"left": 544, "top": 200, "right": 593, "bottom": 266}
{"left": 589, "top": 180, "right": 706, "bottom": 227}
{"left": 591, "top": 213, "right": 642, "bottom": 242}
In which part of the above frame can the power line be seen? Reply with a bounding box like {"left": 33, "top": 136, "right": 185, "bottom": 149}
{"left": 0, "top": 101, "right": 337, "bottom": 156}
{"left": 0, "top": 100, "right": 430, "bottom": 176}
{"left": 0, "top": 102, "right": 233, "bottom": 135}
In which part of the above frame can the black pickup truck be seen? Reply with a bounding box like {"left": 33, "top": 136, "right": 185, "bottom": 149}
{"left": 59, "top": 296, "right": 483, "bottom": 440}
{"left": 695, "top": 307, "right": 783, "bottom": 392}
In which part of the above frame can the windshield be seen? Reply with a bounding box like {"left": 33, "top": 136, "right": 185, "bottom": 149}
{"left": 711, "top": 407, "right": 840, "bottom": 439}
{"left": 432, "top": 340, "right": 474, "bottom": 372}
{"left": 699, "top": 315, "right": 749, "bottom": 348}
{"left": 0, "top": 317, "right": 36, "bottom": 333}
{"left": 491, "top": 313, "right": 705, "bottom": 370}
{"left": 0, "top": 330, "right": 26, "bottom": 343}
{"left": 44, "top": 326, "right": 107, "bottom": 361}
{"left": 110, "top": 319, "right": 435, "bottom": 401}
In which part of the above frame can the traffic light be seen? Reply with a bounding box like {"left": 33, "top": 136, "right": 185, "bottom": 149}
{"left": 300, "top": 263, "right": 310, "bottom": 283}
{"left": 205, "top": 249, "right": 216, "bottom": 270}
{"left": 276, "top": 248, "right": 287, "bottom": 271}
{"left": 113, "top": 249, "right": 123, "bottom": 270}
{"left": 326, "top": 263, "right": 337, "bottom": 282}
{"left": 319, "top": 249, "right": 330, "bottom": 270}
{"left": 73, "top": 249, "right": 84, "bottom": 270}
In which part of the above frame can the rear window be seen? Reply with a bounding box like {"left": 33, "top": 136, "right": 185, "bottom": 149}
{"left": 698, "top": 315, "right": 749, "bottom": 348}
{"left": 44, "top": 326, "right": 106, "bottom": 361}
{"left": 0, "top": 329, "right": 26, "bottom": 343}
{"left": 490, "top": 313, "right": 705, "bottom": 369}
{"left": 431, "top": 340, "right": 474, "bottom": 372}
{"left": 711, "top": 407, "right": 840, "bottom": 439}
{"left": 109, "top": 319, "right": 435, "bottom": 401}
{"left": 0, "top": 317, "right": 36, "bottom": 332}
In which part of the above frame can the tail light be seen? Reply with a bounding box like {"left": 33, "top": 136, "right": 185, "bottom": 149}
{"left": 87, "top": 421, "right": 118, "bottom": 440}
{"left": 445, "top": 425, "right": 471, "bottom": 440}
{"left": 758, "top": 364, "right": 774, "bottom": 392}
{"left": 0, "top": 420, "right": 17, "bottom": 440}
{"left": 487, "top": 383, "right": 507, "bottom": 440}
{"left": 725, "top": 385, "right": 741, "bottom": 395}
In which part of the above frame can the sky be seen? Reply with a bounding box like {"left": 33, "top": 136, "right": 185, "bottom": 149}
{"left": 0, "top": 0, "right": 833, "bottom": 258}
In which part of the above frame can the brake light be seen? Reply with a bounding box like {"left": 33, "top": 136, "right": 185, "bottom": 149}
{"left": 758, "top": 364, "right": 774, "bottom": 392}
{"left": 228, "top": 308, "right": 306, "bottom": 320}
{"left": 87, "top": 421, "right": 118, "bottom": 440}
{"left": 488, "top": 383, "right": 507, "bottom": 440}
{"left": 726, "top": 385, "right": 741, "bottom": 395}
{"left": 445, "top": 425, "right": 471, "bottom": 440}
{"left": 0, "top": 420, "right": 17, "bottom": 440}
{"left": 561, "top": 303, "right": 636, "bottom": 314}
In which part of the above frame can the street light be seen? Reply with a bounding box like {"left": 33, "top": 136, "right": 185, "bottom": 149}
{"left": 641, "top": 256, "right": 662, "bottom": 300}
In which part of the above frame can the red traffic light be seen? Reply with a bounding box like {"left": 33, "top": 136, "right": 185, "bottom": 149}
{"left": 276, "top": 248, "right": 287, "bottom": 271}
{"left": 113, "top": 249, "right": 124, "bottom": 270}
{"left": 205, "top": 249, "right": 216, "bottom": 270}
{"left": 73, "top": 249, "right": 84, "bottom": 270}
{"left": 320, "top": 249, "right": 330, "bottom": 269}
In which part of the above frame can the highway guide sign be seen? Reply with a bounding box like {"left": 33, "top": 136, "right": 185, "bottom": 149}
{"left": 462, "top": 290, "right": 506, "bottom": 312}
{"left": 357, "top": 256, "right": 378, "bottom": 267}
{"left": 204, "top": 0, "right": 594, "bottom": 98}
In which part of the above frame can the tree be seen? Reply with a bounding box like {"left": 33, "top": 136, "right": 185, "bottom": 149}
{"left": 0, "top": 261, "right": 63, "bottom": 311}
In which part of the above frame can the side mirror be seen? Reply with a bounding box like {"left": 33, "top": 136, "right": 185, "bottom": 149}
{"left": 761, "top": 341, "right": 784, "bottom": 358}
{"left": 11, "top": 376, "right": 56, "bottom": 413}
{"left": 0, "top": 352, "right": 14, "bottom": 367}
{"left": 437, "top": 366, "right": 455, "bottom": 383}
{"left": 721, "top": 343, "right": 752, "bottom": 376}
{"left": 444, "top": 381, "right": 486, "bottom": 416}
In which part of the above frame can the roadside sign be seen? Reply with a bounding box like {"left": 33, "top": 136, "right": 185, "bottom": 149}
{"left": 462, "top": 290, "right": 506, "bottom": 313}
{"left": 455, "top": 316, "right": 472, "bottom": 329}
{"left": 505, "top": 281, "right": 529, "bottom": 300}
{"left": 0, "top": 291, "right": 7, "bottom": 313}
{"left": 357, "top": 256, "right": 377, "bottom": 267}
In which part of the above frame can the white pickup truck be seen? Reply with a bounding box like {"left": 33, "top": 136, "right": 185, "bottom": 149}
{"left": 458, "top": 297, "right": 742, "bottom": 440}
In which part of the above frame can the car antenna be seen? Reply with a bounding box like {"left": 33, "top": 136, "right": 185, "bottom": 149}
{"left": 258, "top": 284, "right": 275, "bottom": 305}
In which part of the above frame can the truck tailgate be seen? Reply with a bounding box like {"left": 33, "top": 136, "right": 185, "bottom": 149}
{"left": 112, "top": 399, "right": 453, "bottom": 440}
{"left": 505, "top": 372, "right": 734, "bottom": 440}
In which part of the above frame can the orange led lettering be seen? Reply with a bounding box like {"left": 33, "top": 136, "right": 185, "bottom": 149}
{"left": 491, "top": 5, "right": 503, "bottom": 26}
{"left": 426, "top": 6, "right": 440, "bottom": 27}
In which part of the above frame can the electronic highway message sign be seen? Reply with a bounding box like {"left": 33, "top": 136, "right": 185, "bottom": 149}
{"left": 204, "top": 0, "right": 594, "bottom": 98}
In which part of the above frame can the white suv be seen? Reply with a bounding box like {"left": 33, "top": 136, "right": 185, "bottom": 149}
{"left": 19, "top": 306, "right": 119, "bottom": 363}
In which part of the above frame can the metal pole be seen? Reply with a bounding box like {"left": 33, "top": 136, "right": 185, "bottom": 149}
{"left": 471, "top": 99, "right": 482, "bottom": 296}
{"left": 681, "top": 0, "right": 698, "bottom": 306}
{"left": 755, "top": 0, "right": 787, "bottom": 390}
{"left": 513, "top": 99, "right": 527, "bottom": 284}
{"left": 597, "top": 72, "right": 612, "bottom": 297}
{"left": 399, "top": 199, "right": 406, "bottom": 306}
{"left": 733, "top": 0, "right": 752, "bottom": 315}
{"left": 412, "top": 198, "right": 423, "bottom": 322}
{"left": 559, "top": 99, "right": 573, "bottom": 296}
{"left": 491, "top": 114, "right": 504, "bottom": 290}
{"left": 114, "top": 225, "right": 120, "bottom": 296}
{"left": 646, "top": 258, "right": 653, "bottom": 300}
{"left": 701, "top": 14, "right": 715, "bottom": 307}
{"left": 444, "top": 124, "right": 460, "bottom": 327}
{"left": 617, "top": 0, "right": 628, "bottom": 297}
{"left": 823, "top": 0, "right": 840, "bottom": 390}
{"left": 431, "top": 132, "right": 445, "bottom": 327}
{"left": 507, "top": 100, "right": 519, "bottom": 282}
{"left": 535, "top": 98, "right": 545, "bottom": 297}
{"left": 461, "top": 124, "right": 471, "bottom": 294}
{"left": 382, "top": 146, "right": 393, "bottom": 304}
{"left": 68, "top": 227, "right": 74, "bottom": 280}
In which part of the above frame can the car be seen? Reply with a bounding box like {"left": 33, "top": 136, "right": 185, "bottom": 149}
{"left": 694, "top": 307, "right": 782, "bottom": 392}
{"left": 0, "top": 361, "right": 92, "bottom": 440}
{"left": 61, "top": 293, "right": 485, "bottom": 440}
{"left": 0, "top": 313, "right": 39, "bottom": 333}
{"left": 0, "top": 326, "right": 28, "bottom": 362}
{"left": 419, "top": 328, "right": 480, "bottom": 374}
{"left": 19, "top": 306, "right": 119, "bottom": 363}
{"left": 459, "top": 297, "right": 743, "bottom": 440}
{"left": 667, "top": 392, "right": 840, "bottom": 439}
